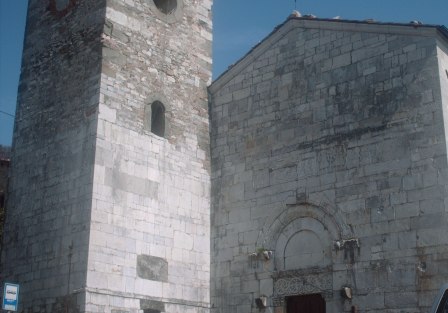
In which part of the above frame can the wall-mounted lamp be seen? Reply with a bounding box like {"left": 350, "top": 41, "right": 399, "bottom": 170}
{"left": 255, "top": 296, "right": 267, "bottom": 309}
{"left": 262, "top": 250, "right": 273, "bottom": 260}
{"left": 341, "top": 286, "right": 353, "bottom": 299}
{"left": 334, "top": 238, "right": 360, "bottom": 250}
{"left": 253, "top": 248, "right": 273, "bottom": 260}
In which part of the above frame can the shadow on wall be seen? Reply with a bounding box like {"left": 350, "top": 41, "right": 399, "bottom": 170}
{"left": 0, "top": 146, "right": 11, "bottom": 251}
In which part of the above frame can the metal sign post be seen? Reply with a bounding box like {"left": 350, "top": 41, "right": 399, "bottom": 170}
{"left": 2, "top": 283, "right": 20, "bottom": 311}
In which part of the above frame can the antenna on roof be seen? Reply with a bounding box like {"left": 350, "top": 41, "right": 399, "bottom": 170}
{"left": 294, "top": 0, "right": 297, "bottom": 10}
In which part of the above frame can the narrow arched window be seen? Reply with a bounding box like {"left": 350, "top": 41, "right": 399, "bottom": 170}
{"left": 153, "top": 0, "right": 177, "bottom": 15}
{"left": 151, "top": 101, "right": 165, "bottom": 137}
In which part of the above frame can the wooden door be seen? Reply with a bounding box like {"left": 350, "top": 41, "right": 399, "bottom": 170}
{"left": 286, "top": 294, "right": 326, "bottom": 313}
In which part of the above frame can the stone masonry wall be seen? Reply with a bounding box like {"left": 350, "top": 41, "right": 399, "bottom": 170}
{"left": 0, "top": 148, "right": 10, "bottom": 250}
{"left": 1, "top": 1, "right": 106, "bottom": 312}
{"left": 85, "top": 1, "right": 212, "bottom": 312}
{"left": 439, "top": 42, "right": 448, "bottom": 157}
{"left": 210, "top": 19, "right": 448, "bottom": 313}
{"left": 0, "top": 146, "right": 10, "bottom": 204}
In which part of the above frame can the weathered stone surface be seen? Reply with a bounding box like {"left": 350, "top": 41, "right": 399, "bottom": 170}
{"left": 209, "top": 18, "right": 448, "bottom": 313}
{"left": 87, "top": 0, "right": 212, "bottom": 311}
{"left": 0, "top": 146, "right": 10, "bottom": 198}
{"left": 2, "top": 0, "right": 212, "bottom": 313}
{"left": 141, "top": 299, "right": 165, "bottom": 312}
{"left": 137, "top": 255, "right": 168, "bottom": 282}
{"left": 4, "top": 2, "right": 448, "bottom": 313}
{"left": 1, "top": 1, "right": 105, "bottom": 311}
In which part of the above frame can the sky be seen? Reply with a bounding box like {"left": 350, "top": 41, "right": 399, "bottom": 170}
{"left": 1, "top": 0, "right": 448, "bottom": 146}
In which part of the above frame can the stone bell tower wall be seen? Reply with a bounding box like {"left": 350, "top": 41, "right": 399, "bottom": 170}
{"left": 1, "top": 0, "right": 106, "bottom": 311}
{"left": 2, "top": 0, "right": 213, "bottom": 312}
{"left": 85, "top": 1, "right": 213, "bottom": 312}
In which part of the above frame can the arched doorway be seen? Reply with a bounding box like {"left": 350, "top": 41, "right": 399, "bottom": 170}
{"left": 256, "top": 203, "right": 353, "bottom": 311}
{"left": 287, "top": 294, "right": 326, "bottom": 313}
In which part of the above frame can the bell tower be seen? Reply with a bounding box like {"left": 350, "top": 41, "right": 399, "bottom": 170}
{"left": 1, "top": 0, "right": 213, "bottom": 312}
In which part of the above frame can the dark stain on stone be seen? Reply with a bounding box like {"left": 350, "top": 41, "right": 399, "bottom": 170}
{"left": 137, "top": 254, "right": 168, "bottom": 282}
{"left": 141, "top": 299, "right": 165, "bottom": 313}
{"left": 51, "top": 295, "right": 81, "bottom": 313}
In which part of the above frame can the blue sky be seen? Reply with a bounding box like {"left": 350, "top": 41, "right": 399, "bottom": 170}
{"left": 1, "top": 0, "right": 448, "bottom": 146}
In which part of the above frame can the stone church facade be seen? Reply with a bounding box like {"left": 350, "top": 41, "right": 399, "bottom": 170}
{"left": 209, "top": 16, "right": 448, "bottom": 313}
{"left": 1, "top": 1, "right": 448, "bottom": 313}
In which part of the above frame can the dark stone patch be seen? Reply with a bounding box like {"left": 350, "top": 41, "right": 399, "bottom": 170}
{"left": 51, "top": 295, "right": 81, "bottom": 313}
{"left": 141, "top": 299, "right": 165, "bottom": 312}
{"left": 137, "top": 255, "right": 168, "bottom": 282}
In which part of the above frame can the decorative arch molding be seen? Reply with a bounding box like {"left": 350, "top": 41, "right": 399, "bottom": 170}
{"left": 255, "top": 202, "right": 356, "bottom": 308}
{"left": 255, "top": 201, "right": 353, "bottom": 252}
{"left": 275, "top": 217, "right": 332, "bottom": 271}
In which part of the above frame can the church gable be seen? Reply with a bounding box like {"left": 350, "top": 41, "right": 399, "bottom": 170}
{"left": 210, "top": 15, "right": 448, "bottom": 313}
{"left": 210, "top": 16, "right": 448, "bottom": 94}
{"left": 210, "top": 17, "right": 444, "bottom": 160}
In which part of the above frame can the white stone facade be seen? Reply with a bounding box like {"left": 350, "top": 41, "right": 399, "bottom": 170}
{"left": 2, "top": 0, "right": 212, "bottom": 312}
{"left": 87, "top": 0, "right": 212, "bottom": 312}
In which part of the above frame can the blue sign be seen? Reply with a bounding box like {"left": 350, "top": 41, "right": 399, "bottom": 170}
{"left": 2, "top": 283, "right": 19, "bottom": 311}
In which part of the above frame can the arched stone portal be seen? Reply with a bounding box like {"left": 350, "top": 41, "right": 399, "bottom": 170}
{"left": 275, "top": 217, "right": 332, "bottom": 271}
{"left": 256, "top": 202, "right": 353, "bottom": 311}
